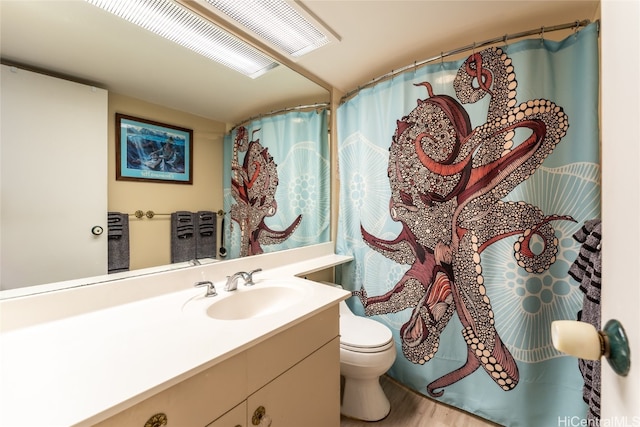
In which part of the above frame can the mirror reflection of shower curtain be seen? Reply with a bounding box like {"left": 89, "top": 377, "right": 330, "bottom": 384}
{"left": 336, "top": 24, "right": 600, "bottom": 427}
{"left": 222, "top": 109, "right": 330, "bottom": 259}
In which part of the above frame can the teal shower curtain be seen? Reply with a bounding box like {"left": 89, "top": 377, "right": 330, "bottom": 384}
{"left": 222, "top": 109, "right": 330, "bottom": 259}
{"left": 336, "top": 24, "right": 600, "bottom": 426}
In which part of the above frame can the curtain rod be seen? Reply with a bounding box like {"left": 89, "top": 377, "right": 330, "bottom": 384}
{"left": 231, "top": 102, "right": 329, "bottom": 131}
{"left": 341, "top": 19, "right": 594, "bottom": 103}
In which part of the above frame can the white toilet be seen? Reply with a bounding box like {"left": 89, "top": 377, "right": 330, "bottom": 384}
{"left": 339, "top": 300, "right": 397, "bottom": 421}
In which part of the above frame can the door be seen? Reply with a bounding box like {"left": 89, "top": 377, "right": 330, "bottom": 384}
{"left": 0, "top": 65, "right": 108, "bottom": 291}
{"left": 600, "top": 0, "right": 640, "bottom": 420}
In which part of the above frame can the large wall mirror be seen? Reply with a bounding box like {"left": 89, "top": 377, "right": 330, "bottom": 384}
{"left": 0, "top": 1, "right": 330, "bottom": 296}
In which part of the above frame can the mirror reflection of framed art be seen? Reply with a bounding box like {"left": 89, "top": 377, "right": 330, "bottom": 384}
{"left": 116, "top": 113, "right": 193, "bottom": 184}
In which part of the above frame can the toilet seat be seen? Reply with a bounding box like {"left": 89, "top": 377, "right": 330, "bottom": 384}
{"left": 340, "top": 314, "right": 394, "bottom": 353}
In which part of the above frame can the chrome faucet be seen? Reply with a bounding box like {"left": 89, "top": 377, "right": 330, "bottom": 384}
{"left": 224, "top": 268, "right": 262, "bottom": 291}
{"left": 225, "top": 272, "right": 246, "bottom": 291}
{"left": 194, "top": 280, "right": 217, "bottom": 297}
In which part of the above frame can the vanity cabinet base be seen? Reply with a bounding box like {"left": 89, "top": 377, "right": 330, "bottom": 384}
{"left": 246, "top": 337, "right": 340, "bottom": 427}
{"left": 95, "top": 305, "right": 340, "bottom": 427}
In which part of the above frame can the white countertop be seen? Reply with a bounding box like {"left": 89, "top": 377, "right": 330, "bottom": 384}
{"left": 0, "top": 250, "right": 352, "bottom": 427}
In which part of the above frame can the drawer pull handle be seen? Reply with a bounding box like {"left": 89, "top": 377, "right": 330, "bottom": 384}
{"left": 252, "top": 406, "right": 271, "bottom": 426}
{"left": 144, "top": 413, "right": 168, "bottom": 427}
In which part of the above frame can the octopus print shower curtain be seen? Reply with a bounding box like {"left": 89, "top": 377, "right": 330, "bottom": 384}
{"left": 336, "top": 24, "right": 599, "bottom": 427}
{"left": 222, "top": 109, "right": 330, "bottom": 259}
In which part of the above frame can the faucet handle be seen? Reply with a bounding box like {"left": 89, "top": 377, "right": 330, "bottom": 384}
{"left": 195, "top": 280, "right": 217, "bottom": 297}
{"left": 244, "top": 268, "right": 262, "bottom": 286}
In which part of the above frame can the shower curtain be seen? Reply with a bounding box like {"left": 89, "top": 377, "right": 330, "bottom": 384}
{"left": 336, "top": 24, "right": 600, "bottom": 427}
{"left": 222, "top": 109, "right": 330, "bottom": 259}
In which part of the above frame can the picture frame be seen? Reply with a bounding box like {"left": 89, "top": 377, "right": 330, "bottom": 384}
{"left": 115, "top": 113, "right": 193, "bottom": 184}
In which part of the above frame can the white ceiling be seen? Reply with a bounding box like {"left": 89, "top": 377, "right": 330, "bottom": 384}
{"left": 1, "top": 1, "right": 600, "bottom": 124}
{"left": 299, "top": 0, "right": 600, "bottom": 93}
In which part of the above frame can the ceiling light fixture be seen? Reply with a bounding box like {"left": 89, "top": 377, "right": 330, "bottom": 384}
{"left": 85, "top": 0, "right": 279, "bottom": 78}
{"left": 199, "top": 0, "right": 339, "bottom": 59}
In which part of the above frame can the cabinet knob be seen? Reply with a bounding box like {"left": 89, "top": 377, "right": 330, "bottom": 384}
{"left": 144, "top": 413, "right": 168, "bottom": 427}
{"left": 251, "top": 406, "right": 271, "bottom": 426}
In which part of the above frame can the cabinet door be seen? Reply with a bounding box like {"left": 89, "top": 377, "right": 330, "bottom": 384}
{"left": 246, "top": 304, "right": 339, "bottom": 394}
{"left": 206, "top": 401, "right": 246, "bottom": 427}
{"left": 247, "top": 337, "right": 340, "bottom": 427}
{"left": 94, "top": 354, "right": 247, "bottom": 427}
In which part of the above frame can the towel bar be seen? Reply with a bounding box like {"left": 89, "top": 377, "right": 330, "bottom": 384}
{"left": 130, "top": 210, "right": 225, "bottom": 219}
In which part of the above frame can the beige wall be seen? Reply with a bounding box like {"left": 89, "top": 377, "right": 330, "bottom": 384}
{"left": 108, "top": 93, "right": 227, "bottom": 269}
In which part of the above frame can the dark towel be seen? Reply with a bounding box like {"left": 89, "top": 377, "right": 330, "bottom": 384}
{"left": 107, "top": 212, "right": 130, "bottom": 273}
{"left": 171, "top": 211, "right": 196, "bottom": 263}
{"left": 196, "top": 211, "right": 217, "bottom": 259}
{"left": 568, "top": 219, "right": 602, "bottom": 423}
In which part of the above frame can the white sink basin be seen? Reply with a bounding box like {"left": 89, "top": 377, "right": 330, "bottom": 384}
{"left": 183, "top": 280, "right": 308, "bottom": 320}
{"left": 206, "top": 286, "right": 306, "bottom": 320}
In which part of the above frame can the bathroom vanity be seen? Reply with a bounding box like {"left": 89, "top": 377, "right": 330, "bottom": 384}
{"left": 96, "top": 305, "right": 339, "bottom": 427}
{"left": 0, "top": 243, "right": 351, "bottom": 427}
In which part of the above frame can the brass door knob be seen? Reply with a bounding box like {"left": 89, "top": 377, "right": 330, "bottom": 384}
{"left": 252, "top": 405, "right": 274, "bottom": 425}
{"left": 252, "top": 406, "right": 266, "bottom": 425}
{"left": 144, "top": 413, "right": 168, "bottom": 427}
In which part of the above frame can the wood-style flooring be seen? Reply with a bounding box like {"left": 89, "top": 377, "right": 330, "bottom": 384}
{"left": 340, "top": 375, "right": 501, "bottom": 427}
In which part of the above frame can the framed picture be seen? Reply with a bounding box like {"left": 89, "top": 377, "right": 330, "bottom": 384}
{"left": 116, "top": 113, "right": 193, "bottom": 184}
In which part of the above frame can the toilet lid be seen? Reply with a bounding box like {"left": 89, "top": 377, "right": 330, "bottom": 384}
{"left": 340, "top": 314, "right": 393, "bottom": 351}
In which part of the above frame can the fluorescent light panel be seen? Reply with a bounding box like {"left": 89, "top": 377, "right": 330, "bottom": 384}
{"left": 86, "top": 0, "right": 278, "bottom": 78}
{"left": 203, "top": 0, "right": 334, "bottom": 58}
